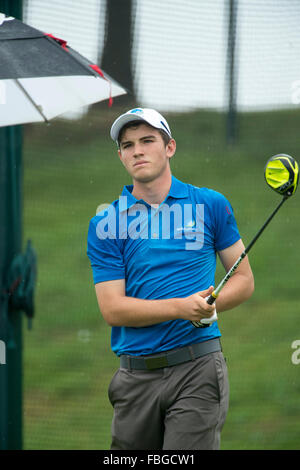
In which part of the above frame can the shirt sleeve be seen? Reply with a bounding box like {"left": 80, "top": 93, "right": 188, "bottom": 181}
{"left": 212, "top": 192, "right": 241, "bottom": 251}
{"left": 87, "top": 216, "right": 125, "bottom": 284}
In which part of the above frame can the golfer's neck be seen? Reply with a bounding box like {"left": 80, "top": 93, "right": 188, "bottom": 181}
{"left": 132, "top": 172, "right": 172, "bottom": 206}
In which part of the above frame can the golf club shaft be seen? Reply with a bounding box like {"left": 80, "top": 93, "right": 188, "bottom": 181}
{"left": 206, "top": 195, "right": 288, "bottom": 305}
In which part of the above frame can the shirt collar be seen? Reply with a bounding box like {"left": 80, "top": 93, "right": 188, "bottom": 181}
{"left": 119, "top": 185, "right": 137, "bottom": 212}
{"left": 119, "top": 175, "right": 188, "bottom": 212}
{"left": 168, "top": 175, "right": 189, "bottom": 199}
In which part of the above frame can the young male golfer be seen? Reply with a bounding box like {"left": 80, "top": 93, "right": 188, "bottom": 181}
{"left": 87, "top": 108, "right": 254, "bottom": 450}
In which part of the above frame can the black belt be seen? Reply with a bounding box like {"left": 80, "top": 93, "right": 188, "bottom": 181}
{"left": 120, "top": 338, "right": 222, "bottom": 371}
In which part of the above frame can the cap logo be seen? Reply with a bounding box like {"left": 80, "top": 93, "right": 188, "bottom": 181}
{"left": 129, "top": 108, "right": 143, "bottom": 115}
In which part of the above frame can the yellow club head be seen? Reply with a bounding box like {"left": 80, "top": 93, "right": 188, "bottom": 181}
{"left": 264, "top": 154, "right": 299, "bottom": 197}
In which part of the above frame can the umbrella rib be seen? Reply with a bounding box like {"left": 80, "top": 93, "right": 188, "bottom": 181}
{"left": 15, "top": 79, "right": 49, "bottom": 123}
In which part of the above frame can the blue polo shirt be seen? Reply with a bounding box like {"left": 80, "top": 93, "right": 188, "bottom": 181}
{"left": 87, "top": 176, "right": 240, "bottom": 356}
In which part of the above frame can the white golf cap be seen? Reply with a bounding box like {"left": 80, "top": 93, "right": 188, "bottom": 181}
{"left": 110, "top": 107, "right": 172, "bottom": 142}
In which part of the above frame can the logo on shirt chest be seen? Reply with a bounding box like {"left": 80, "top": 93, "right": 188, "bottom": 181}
{"left": 176, "top": 219, "right": 196, "bottom": 231}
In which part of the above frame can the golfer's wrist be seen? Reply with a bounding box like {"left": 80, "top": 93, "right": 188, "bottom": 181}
{"left": 171, "top": 297, "right": 187, "bottom": 320}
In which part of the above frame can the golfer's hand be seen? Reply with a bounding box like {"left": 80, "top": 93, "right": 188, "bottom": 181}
{"left": 193, "top": 300, "right": 218, "bottom": 328}
{"left": 182, "top": 286, "right": 218, "bottom": 326}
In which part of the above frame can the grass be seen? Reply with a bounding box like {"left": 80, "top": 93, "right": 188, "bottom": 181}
{"left": 22, "top": 105, "right": 300, "bottom": 449}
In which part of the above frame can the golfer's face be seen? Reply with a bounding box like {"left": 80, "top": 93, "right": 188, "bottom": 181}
{"left": 118, "top": 124, "right": 175, "bottom": 183}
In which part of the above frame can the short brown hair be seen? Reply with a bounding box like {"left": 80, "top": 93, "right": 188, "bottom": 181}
{"left": 117, "top": 120, "right": 171, "bottom": 148}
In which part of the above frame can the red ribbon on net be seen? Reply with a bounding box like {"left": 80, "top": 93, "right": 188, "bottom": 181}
{"left": 45, "top": 34, "right": 113, "bottom": 107}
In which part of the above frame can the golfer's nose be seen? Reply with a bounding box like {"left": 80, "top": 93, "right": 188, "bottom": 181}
{"left": 133, "top": 142, "right": 144, "bottom": 157}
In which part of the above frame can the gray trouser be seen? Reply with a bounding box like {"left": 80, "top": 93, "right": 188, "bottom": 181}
{"left": 108, "top": 351, "right": 229, "bottom": 450}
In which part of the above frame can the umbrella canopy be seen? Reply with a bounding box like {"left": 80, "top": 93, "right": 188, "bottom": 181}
{"left": 0, "top": 13, "right": 127, "bottom": 126}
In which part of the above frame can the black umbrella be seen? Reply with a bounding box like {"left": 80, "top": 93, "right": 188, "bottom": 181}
{"left": 0, "top": 13, "right": 126, "bottom": 126}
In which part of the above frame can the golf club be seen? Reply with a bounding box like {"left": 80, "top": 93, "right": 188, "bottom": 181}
{"left": 192, "top": 153, "right": 299, "bottom": 328}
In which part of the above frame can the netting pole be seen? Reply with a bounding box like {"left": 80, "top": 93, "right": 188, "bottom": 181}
{"left": 226, "top": 0, "right": 238, "bottom": 145}
{"left": 0, "top": 0, "right": 23, "bottom": 450}
{"left": 101, "top": 0, "right": 135, "bottom": 103}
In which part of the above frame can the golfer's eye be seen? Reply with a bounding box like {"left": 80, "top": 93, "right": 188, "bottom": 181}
{"left": 122, "top": 143, "right": 132, "bottom": 149}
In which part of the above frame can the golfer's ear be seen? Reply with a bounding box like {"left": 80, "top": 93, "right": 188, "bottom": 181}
{"left": 166, "top": 138, "right": 176, "bottom": 158}
{"left": 118, "top": 148, "right": 123, "bottom": 162}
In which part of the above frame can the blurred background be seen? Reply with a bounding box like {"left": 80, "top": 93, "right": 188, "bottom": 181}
{"left": 1, "top": 0, "right": 300, "bottom": 449}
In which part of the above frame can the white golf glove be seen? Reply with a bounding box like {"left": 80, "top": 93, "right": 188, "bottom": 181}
{"left": 191, "top": 296, "right": 218, "bottom": 328}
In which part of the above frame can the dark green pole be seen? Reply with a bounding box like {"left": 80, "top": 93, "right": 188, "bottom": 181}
{"left": 226, "top": 0, "right": 238, "bottom": 145}
{"left": 0, "top": 0, "right": 23, "bottom": 450}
